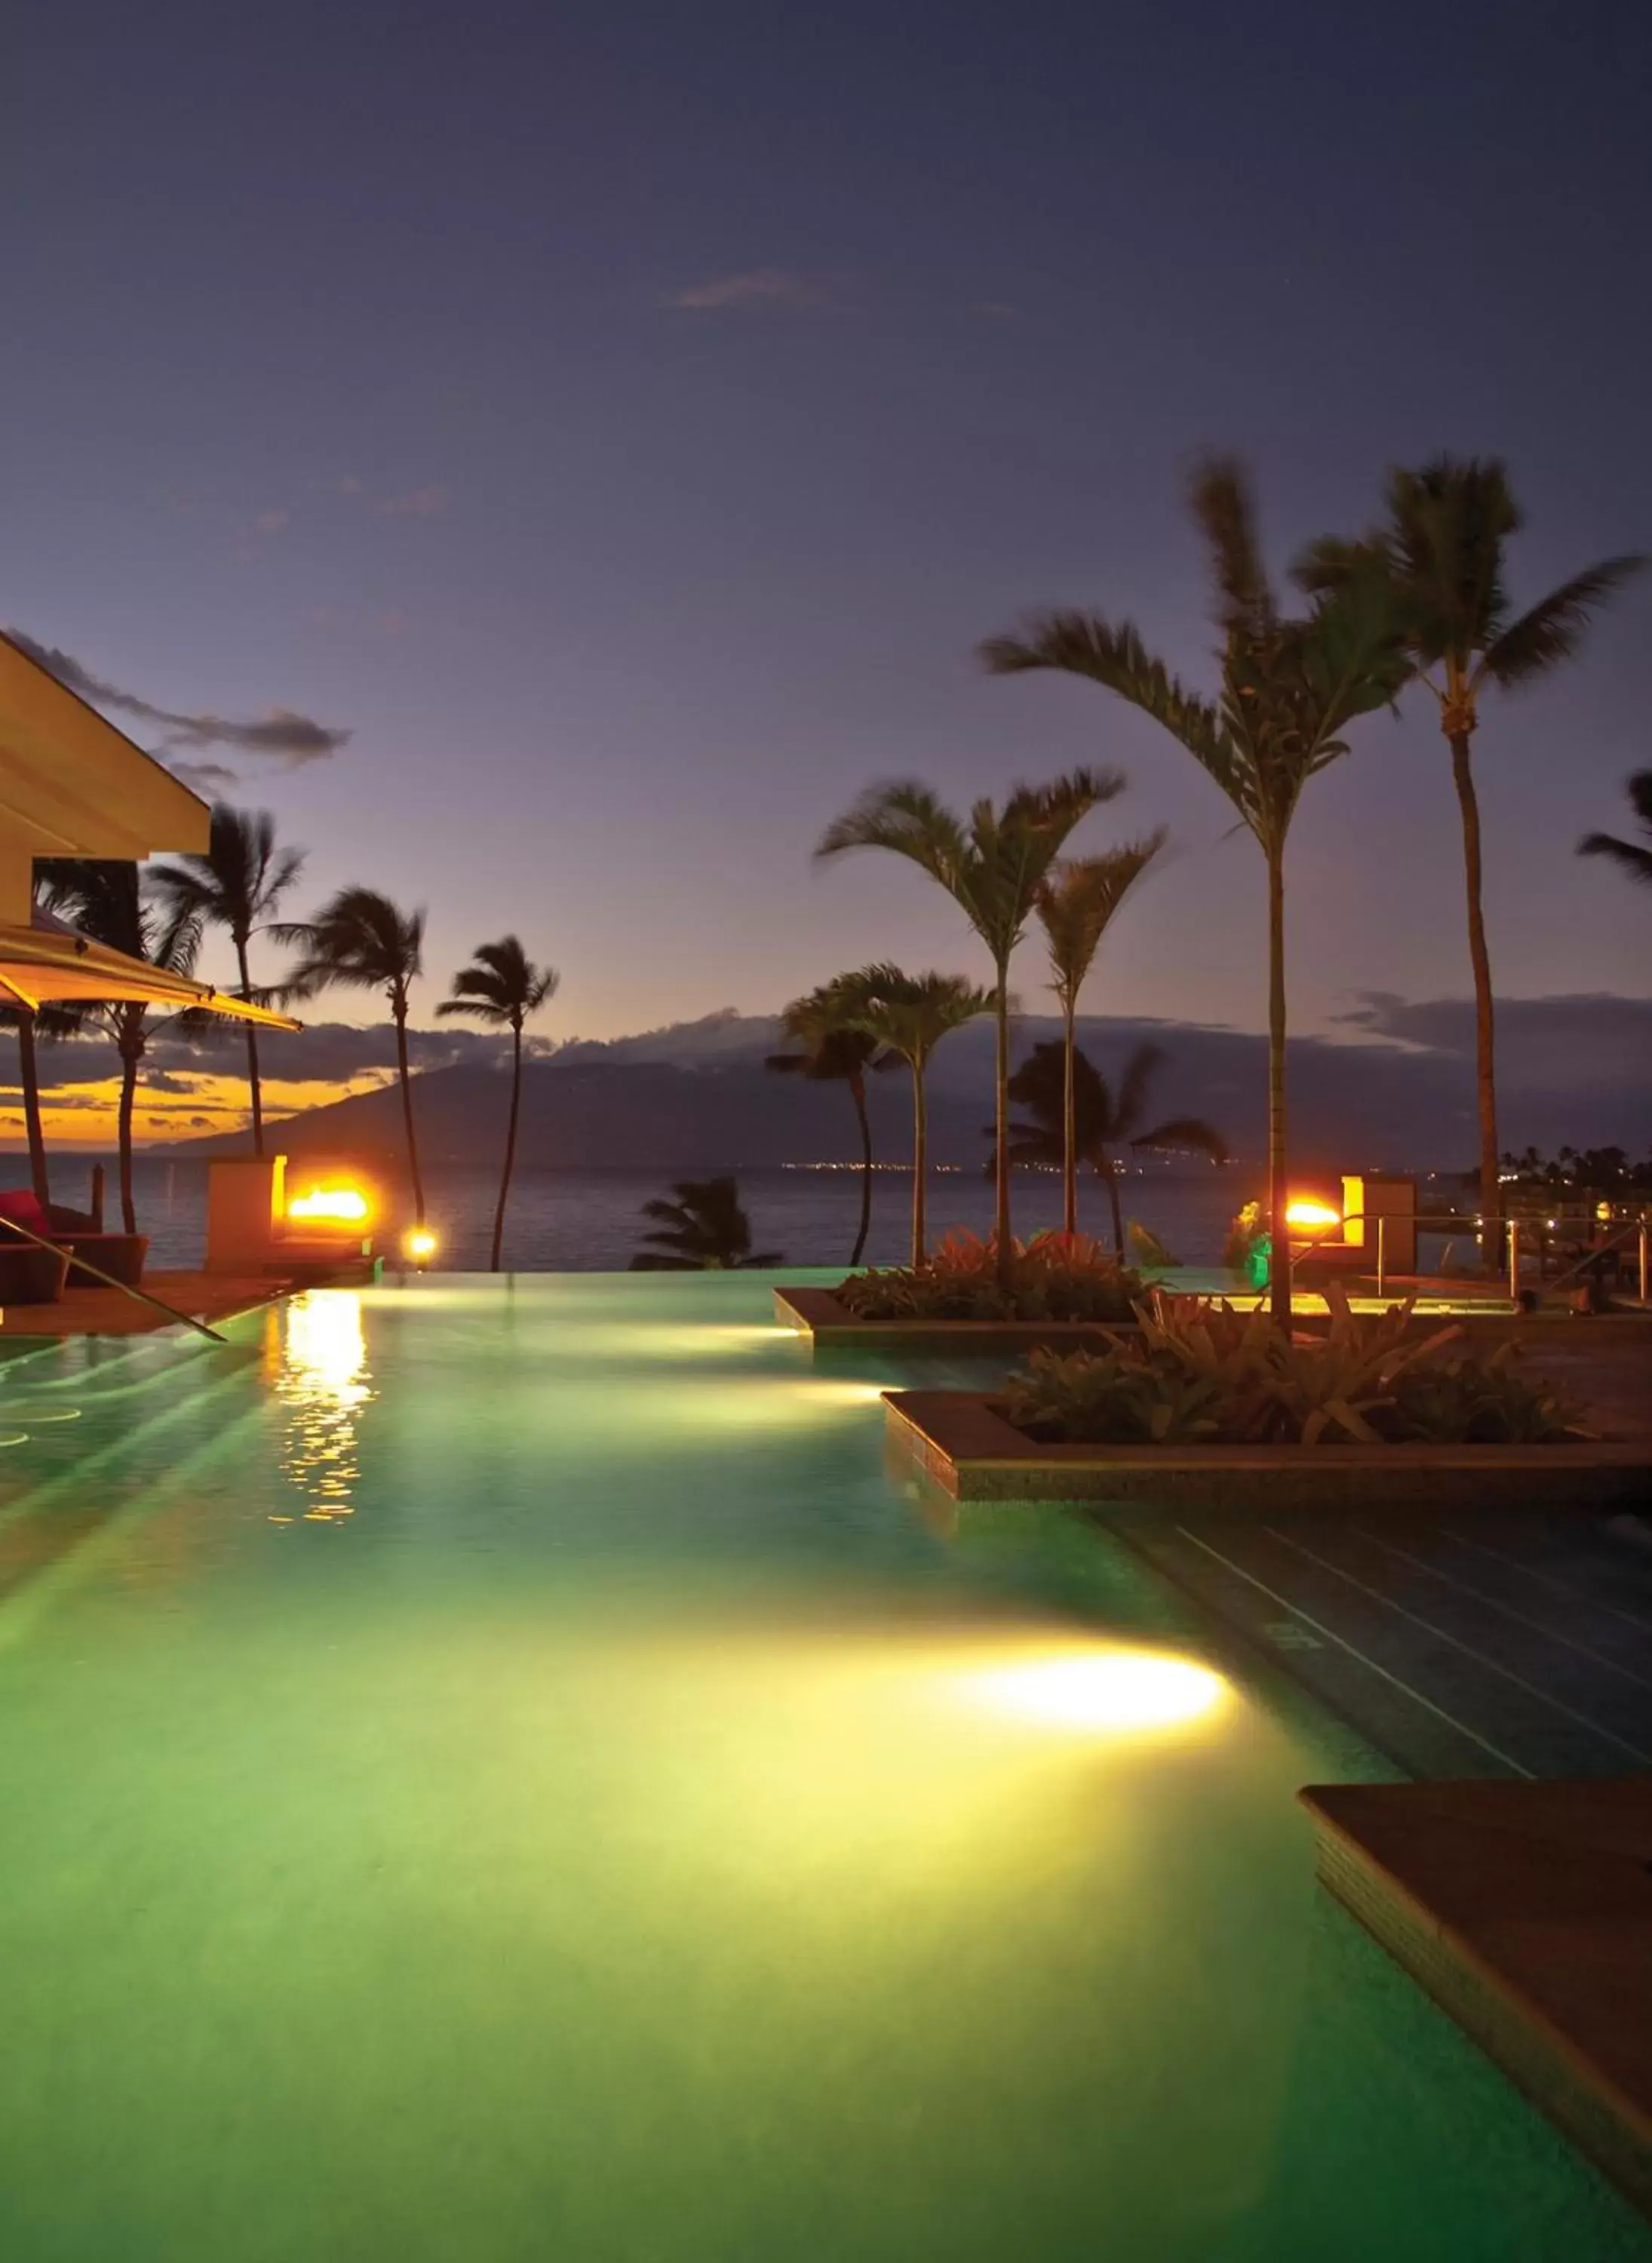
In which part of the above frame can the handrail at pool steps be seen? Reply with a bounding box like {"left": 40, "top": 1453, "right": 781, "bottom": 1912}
{"left": 0, "top": 1211, "right": 230, "bottom": 1344}
{"left": 1287, "top": 1205, "right": 1650, "bottom": 1306}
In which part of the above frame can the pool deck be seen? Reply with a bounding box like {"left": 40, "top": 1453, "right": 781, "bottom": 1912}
{"left": 1299, "top": 1777, "right": 1652, "bottom": 2217}
{"left": 0, "top": 1272, "right": 283, "bottom": 1337}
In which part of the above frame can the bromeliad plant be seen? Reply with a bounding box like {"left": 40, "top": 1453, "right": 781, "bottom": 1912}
{"left": 838, "top": 1229, "right": 1142, "bottom": 1323}
{"left": 1003, "top": 1293, "right": 1587, "bottom": 1447}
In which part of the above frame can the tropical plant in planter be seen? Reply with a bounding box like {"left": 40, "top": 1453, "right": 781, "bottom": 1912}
{"left": 838, "top": 1229, "right": 1142, "bottom": 1323}
{"left": 1003, "top": 1294, "right": 1586, "bottom": 1447}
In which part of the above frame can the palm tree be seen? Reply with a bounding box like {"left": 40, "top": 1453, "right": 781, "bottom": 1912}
{"left": 1035, "top": 834, "right": 1166, "bottom": 1236}
{"left": 983, "top": 458, "right": 1407, "bottom": 1325}
{"left": 817, "top": 772, "right": 1122, "bottom": 1282}
{"left": 1578, "top": 772, "right": 1652, "bottom": 887}
{"left": 990, "top": 1039, "right": 1227, "bottom": 1253}
{"left": 822, "top": 965, "right": 993, "bottom": 1264}
{"left": 2, "top": 999, "right": 83, "bottom": 1208}
{"left": 149, "top": 805, "right": 306, "bottom": 1156}
{"left": 766, "top": 987, "right": 897, "bottom": 1267}
{"left": 629, "top": 1176, "right": 782, "bottom": 1270}
{"left": 1297, "top": 460, "right": 1645, "bottom": 1254}
{"left": 277, "top": 887, "right": 428, "bottom": 1224}
{"left": 33, "top": 860, "right": 200, "bottom": 1233}
{"left": 435, "top": 935, "right": 558, "bottom": 1271}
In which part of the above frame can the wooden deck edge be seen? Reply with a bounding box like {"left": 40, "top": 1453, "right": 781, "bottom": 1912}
{"left": 1299, "top": 1789, "right": 1652, "bottom": 2215}
{"left": 883, "top": 1390, "right": 1652, "bottom": 1507}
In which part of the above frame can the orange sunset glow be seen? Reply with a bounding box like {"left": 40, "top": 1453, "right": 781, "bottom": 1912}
{"left": 0, "top": 1069, "right": 395, "bottom": 1149}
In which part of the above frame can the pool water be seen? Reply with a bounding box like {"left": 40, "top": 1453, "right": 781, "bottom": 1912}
{"left": 0, "top": 1273, "right": 1644, "bottom": 2262}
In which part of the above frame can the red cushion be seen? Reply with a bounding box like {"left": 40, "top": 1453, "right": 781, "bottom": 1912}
{"left": 0, "top": 1188, "right": 51, "bottom": 1240}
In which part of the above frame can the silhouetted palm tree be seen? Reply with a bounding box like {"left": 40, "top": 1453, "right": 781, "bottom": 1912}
{"left": 277, "top": 887, "right": 428, "bottom": 1223}
{"left": 2, "top": 996, "right": 83, "bottom": 1208}
{"left": 1298, "top": 460, "right": 1645, "bottom": 1252}
{"left": 823, "top": 965, "right": 993, "bottom": 1264}
{"left": 149, "top": 806, "right": 306, "bottom": 1156}
{"left": 1579, "top": 772, "right": 1652, "bottom": 888}
{"left": 817, "top": 772, "right": 1121, "bottom": 1282}
{"left": 629, "top": 1176, "right": 782, "bottom": 1270}
{"left": 1036, "top": 834, "right": 1165, "bottom": 1235}
{"left": 984, "top": 459, "right": 1407, "bottom": 1325}
{"left": 766, "top": 985, "right": 898, "bottom": 1266}
{"left": 34, "top": 860, "right": 200, "bottom": 1233}
{"left": 436, "top": 935, "right": 558, "bottom": 1270}
{"left": 989, "top": 1039, "right": 1227, "bottom": 1253}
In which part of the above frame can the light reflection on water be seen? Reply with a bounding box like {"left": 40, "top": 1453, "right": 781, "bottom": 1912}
{"left": 264, "top": 1290, "right": 374, "bottom": 1522}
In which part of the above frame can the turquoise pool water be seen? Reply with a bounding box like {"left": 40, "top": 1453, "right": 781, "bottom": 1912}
{"left": 0, "top": 1273, "right": 1644, "bottom": 2262}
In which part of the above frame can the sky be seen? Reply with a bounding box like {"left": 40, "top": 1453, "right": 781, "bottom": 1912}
{"left": 4, "top": 0, "right": 1650, "bottom": 1145}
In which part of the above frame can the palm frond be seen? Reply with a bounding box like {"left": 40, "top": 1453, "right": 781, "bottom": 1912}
{"left": 1189, "top": 456, "right": 1275, "bottom": 638}
{"left": 1480, "top": 557, "right": 1648, "bottom": 689}
{"left": 1577, "top": 770, "right": 1652, "bottom": 885}
{"left": 1130, "top": 1114, "right": 1230, "bottom": 1163}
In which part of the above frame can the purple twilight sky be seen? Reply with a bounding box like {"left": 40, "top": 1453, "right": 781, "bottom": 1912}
{"left": 5, "top": 0, "right": 1650, "bottom": 1047}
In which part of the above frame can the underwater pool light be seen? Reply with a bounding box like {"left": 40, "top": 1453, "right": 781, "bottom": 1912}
{"left": 968, "top": 1647, "right": 1227, "bottom": 1733}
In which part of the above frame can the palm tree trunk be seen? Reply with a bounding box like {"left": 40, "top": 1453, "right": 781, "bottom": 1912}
{"left": 848, "top": 1071, "right": 874, "bottom": 1268}
{"left": 1448, "top": 726, "right": 1500, "bottom": 1269}
{"left": 491, "top": 1024, "right": 522, "bottom": 1272}
{"left": 1061, "top": 997, "right": 1078, "bottom": 1238}
{"left": 1101, "top": 1153, "right": 1125, "bottom": 1255}
{"left": 117, "top": 1048, "right": 139, "bottom": 1236}
{"left": 993, "top": 966, "right": 1012, "bottom": 1282}
{"left": 17, "top": 1014, "right": 51, "bottom": 1208}
{"left": 394, "top": 1002, "right": 427, "bottom": 1227}
{"left": 910, "top": 1060, "right": 928, "bottom": 1267}
{"left": 235, "top": 935, "right": 264, "bottom": 1157}
{"left": 1266, "top": 846, "right": 1290, "bottom": 1330}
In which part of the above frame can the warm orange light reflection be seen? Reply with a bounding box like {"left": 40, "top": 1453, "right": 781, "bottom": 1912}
{"left": 1285, "top": 1198, "right": 1341, "bottom": 1231}
{"left": 965, "top": 1647, "right": 1227, "bottom": 1733}
{"left": 288, "top": 1184, "right": 371, "bottom": 1224}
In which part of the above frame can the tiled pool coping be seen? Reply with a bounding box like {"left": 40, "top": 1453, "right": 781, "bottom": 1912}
{"left": 1300, "top": 1779, "right": 1652, "bottom": 2218}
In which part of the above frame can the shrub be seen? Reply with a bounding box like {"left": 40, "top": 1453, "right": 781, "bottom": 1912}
{"left": 837, "top": 1230, "right": 1142, "bottom": 1324}
{"left": 1002, "top": 1294, "right": 1588, "bottom": 1447}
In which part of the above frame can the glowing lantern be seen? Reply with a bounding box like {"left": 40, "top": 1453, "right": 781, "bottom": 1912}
{"left": 404, "top": 1226, "right": 438, "bottom": 1267}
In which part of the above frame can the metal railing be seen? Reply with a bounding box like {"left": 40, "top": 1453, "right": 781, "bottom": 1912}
{"left": 1285, "top": 1208, "right": 1650, "bottom": 1307}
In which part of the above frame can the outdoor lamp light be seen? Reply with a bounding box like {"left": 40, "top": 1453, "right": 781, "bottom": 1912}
{"left": 404, "top": 1226, "right": 438, "bottom": 1268}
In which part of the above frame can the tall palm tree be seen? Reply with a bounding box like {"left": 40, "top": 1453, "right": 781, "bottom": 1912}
{"left": 1036, "top": 834, "right": 1166, "bottom": 1235}
{"left": 766, "top": 985, "right": 897, "bottom": 1267}
{"left": 277, "top": 887, "right": 428, "bottom": 1223}
{"left": 435, "top": 935, "right": 558, "bottom": 1271}
{"left": 1297, "top": 460, "right": 1645, "bottom": 1254}
{"left": 990, "top": 1039, "right": 1227, "bottom": 1254}
{"left": 983, "top": 459, "right": 1407, "bottom": 1325}
{"left": 629, "top": 1176, "right": 782, "bottom": 1270}
{"left": 149, "top": 805, "right": 306, "bottom": 1156}
{"left": 817, "top": 772, "right": 1121, "bottom": 1282}
{"left": 2, "top": 999, "right": 83, "bottom": 1208}
{"left": 34, "top": 861, "right": 200, "bottom": 1233}
{"left": 821, "top": 964, "right": 992, "bottom": 1264}
{"left": 1578, "top": 772, "right": 1652, "bottom": 887}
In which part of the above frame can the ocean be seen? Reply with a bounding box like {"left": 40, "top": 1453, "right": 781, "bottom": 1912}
{"left": 11, "top": 1156, "right": 1251, "bottom": 1273}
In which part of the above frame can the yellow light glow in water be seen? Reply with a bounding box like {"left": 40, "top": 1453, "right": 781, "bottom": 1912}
{"left": 1285, "top": 1198, "right": 1341, "bottom": 1230}
{"left": 288, "top": 1184, "right": 371, "bottom": 1224}
{"left": 284, "top": 1291, "right": 370, "bottom": 1407}
{"left": 966, "top": 1648, "right": 1227, "bottom": 1733}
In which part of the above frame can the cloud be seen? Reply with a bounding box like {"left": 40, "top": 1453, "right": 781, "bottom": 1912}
{"left": 658, "top": 268, "right": 853, "bottom": 313}
{"left": 167, "top": 759, "right": 241, "bottom": 793}
{"left": 252, "top": 507, "right": 289, "bottom": 536}
{"left": 6, "top": 631, "right": 351, "bottom": 769}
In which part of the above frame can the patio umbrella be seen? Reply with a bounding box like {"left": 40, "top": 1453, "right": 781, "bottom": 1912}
{"left": 0, "top": 918, "right": 300, "bottom": 1028}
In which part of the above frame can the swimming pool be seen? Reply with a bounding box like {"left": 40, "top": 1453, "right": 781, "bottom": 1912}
{"left": 0, "top": 1273, "right": 1644, "bottom": 2261}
